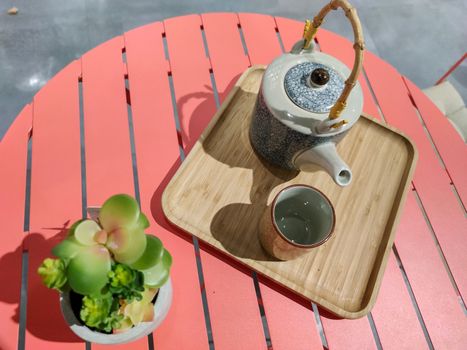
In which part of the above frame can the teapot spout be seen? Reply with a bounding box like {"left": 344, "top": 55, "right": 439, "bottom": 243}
{"left": 294, "top": 143, "right": 352, "bottom": 187}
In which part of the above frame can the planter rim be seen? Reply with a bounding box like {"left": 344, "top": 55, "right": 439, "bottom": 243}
{"left": 60, "top": 277, "right": 172, "bottom": 344}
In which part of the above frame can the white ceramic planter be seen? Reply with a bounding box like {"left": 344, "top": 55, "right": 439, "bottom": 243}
{"left": 60, "top": 278, "right": 173, "bottom": 344}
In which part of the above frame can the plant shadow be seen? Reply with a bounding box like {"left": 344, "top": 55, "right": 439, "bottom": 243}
{"left": 0, "top": 224, "right": 82, "bottom": 344}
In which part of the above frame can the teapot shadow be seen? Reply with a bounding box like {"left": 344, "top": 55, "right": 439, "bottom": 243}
{"left": 196, "top": 83, "right": 300, "bottom": 260}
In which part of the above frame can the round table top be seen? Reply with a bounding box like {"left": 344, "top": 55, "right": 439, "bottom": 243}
{"left": 1, "top": 13, "right": 466, "bottom": 350}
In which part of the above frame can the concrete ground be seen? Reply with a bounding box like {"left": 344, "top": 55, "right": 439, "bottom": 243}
{"left": 1, "top": 0, "right": 466, "bottom": 139}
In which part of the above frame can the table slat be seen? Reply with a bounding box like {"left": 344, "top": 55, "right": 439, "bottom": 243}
{"left": 81, "top": 36, "right": 135, "bottom": 206}
{"left": 30, "top": 60, "right": 82, "bottom": 231}
{"left": 238, "top": 13, "right": 282, "bottom": 66}
{"left": 201, "top": 13, "right": 250, "bottom": 103}
{"left": 259, "top": 281, "right": 322, "bottom": 350}
{"left": 0, "top": 105, "right": 31, "bottom": 350}
{"left": 395, "top": 192, "right": 467, "bottom": 349}
{"left": 164, "top": 15, "right": 214, "bottom": 152}
{"left": 371, "top": 254, "right": 427, "bottom": 349}
{"left": 364, "top": 52, "right": 467, "bottom": 300}
{"left": 165, "top": 14, "right": 269, "bottom": 349}
{"left": 273, "top": 17, "right": 303, "bottom": 53}
{"left": 24, "top": 61, "right": 85, "bottom": 350}
{"left": 81, "top": 36, "right": 148, "bottom": 350}
{"left": 314, "top": 29, "right": 428, "bottom": 348}
{"left": 320, "top": 316, "right": 377, "bottom": 350}
{"left": 124, "top": 22, "right": 210, "bottom": 349}
{"left": 404, "top": 77, "right": 467, "bottom": 207}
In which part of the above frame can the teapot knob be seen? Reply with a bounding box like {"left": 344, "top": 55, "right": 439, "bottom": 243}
{"left": 309, "top": 68, "right": 330, "bottom": 87}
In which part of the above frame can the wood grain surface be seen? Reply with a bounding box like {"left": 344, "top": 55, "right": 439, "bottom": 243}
{"left": 162, "top": 66, "right": 417, "bottom": 319}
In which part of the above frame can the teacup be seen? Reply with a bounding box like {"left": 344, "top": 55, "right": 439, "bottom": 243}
{"left": 259, "top": 185, "right": 335, "bottom": 260}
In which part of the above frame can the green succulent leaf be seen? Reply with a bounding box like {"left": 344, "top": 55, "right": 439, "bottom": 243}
{"left": 137, "top": 213, "right": 150, "bottom": 229}
{"left": 142, "top": 249, "right": 172, "bottom": 288}
{"left": 130, "top": 235, "right": 163, "bottom": 270}
{"left": 107, "top": 227, "right": 147, "bottom": 265}
{"left": 37, "top": 258, "right": 67, "bottom": 291}
{"left": 67, "top": 219, "right": 86, "bottom": 237}
{"left": 67, "top": 246, "right": 111, "bottom": 295}
{"left": 98, "top": 194, "right": 140, "bottom": 232}
{"left": 73, "top": 219, "right": 102, "bottom": 246}
{"left": 80, "top": 293, "right": 123, "bottom": 333}
{"left": 52, "top": 238, "right": 85, "bottom": 261}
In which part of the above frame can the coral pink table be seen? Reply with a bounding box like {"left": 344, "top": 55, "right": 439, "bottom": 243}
{"left": 1, "top": 13, "right": 466, "bottom": 350}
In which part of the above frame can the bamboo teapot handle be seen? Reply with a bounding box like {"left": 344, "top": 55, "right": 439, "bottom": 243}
{"left": 303, "top": 0, "right": 364, "bottom": 127}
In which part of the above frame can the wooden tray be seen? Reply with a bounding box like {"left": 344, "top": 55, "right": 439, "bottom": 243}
{"left": 162, "top": 66, "right": 417, "bottom": 319}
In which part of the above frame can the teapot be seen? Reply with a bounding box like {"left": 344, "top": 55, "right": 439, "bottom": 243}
{"left": 250, "top": 0, "right": 364, "bottom": 186}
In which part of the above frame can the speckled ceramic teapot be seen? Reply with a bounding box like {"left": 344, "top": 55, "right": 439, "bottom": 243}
{"left": 250, "top": 0, "right": 364, "bottom": 186}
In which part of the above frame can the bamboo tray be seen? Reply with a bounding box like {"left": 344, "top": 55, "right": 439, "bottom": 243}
{"left": 162, "top": 66, "right": 417, "bottom": 318}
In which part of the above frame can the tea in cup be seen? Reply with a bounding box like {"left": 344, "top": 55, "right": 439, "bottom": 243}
{"left": 259, "top": 185, "right": 335, "bottom": 260}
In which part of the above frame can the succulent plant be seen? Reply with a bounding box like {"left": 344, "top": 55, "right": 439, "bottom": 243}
{"left": 108, "top": 263, "right": 145, "bottom": 302}
{"left": 80, "top": 293, "right": 123, "bottom": 333}
{"left": 37, "top": 194, "right": 172, "bottom": 333}
{"left": 37, "top": 258, "right": 67, "bottom": 291}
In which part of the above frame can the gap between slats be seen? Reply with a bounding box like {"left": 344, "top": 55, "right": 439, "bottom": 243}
{"left": 121, "top": 46, "right": 153, "bottom": 349}
{"left": 123, "top": 74, "right": 142, "bottom": 206}
{"left": 18, "top": 131, "right": 33, "bottom": 350}
{"left": 78, "top": 73, "right": 92, "bottom": 350}
{"left": 78, "top": 77, "right": 88, "bottom": 220}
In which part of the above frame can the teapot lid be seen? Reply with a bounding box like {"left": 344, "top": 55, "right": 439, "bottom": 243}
{"left": 284, "top": 62, "right": 345, "bottom": 113}
{"left": 261, "top": 50, "right": 363, "bottom": 136}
